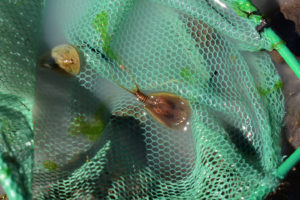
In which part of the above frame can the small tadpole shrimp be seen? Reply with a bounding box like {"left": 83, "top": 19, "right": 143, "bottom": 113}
{"left": 116, "top": 65, "right": 192, "bottom": 131}
{"left": 39, "top": 44, "right": 81, "bottom": 75}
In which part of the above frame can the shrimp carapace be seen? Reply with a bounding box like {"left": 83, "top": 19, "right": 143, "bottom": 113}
{"left": 39, "top": 44, "right": 80, "bottom": 75}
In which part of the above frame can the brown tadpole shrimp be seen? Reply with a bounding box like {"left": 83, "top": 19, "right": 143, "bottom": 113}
{"left": 116, "top": 65, "right": 192, "bottom": 131}
{"left": 39, "top": 44, "right": 81, "bottom": 75}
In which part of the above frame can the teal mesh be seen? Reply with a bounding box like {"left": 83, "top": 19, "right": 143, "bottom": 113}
{"left": 0, "top": 0, "right": 286, "bottom": 199}
{"left": 0, "top": 1, "right": 40, "bottom": 199}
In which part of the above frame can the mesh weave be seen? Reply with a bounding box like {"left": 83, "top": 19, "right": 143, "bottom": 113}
{"left": 1, "top": 0, "right": 285, "bottom": 199}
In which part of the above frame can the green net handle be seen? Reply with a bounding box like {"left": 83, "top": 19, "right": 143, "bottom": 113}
{"left": 232, "top": 0, "right": 300, "bottom": 80}
{"left": 0, "top": 153, "right": 24, "bottom": 200}
{"left": 248, "top": 148, "right": 300, "bottom": 200}
{"left": 275, "top": 147, "right": 300, "bottom": 179}
{"left": 263, "top": 28, "right": 300, "bottom": 79}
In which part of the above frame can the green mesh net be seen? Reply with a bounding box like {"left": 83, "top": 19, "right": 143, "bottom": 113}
{"left": 0, "top": 0, "right": 287, "bottom": 199}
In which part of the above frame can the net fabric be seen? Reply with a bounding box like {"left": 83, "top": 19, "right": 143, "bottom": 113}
{"left": 1, "top": 0, "right": 285, "bottom": 199}
{"left": 0, "top": 1, "right": 41, "bottom": 199}
{"left": 0, "top": 1, "right": 41, "bottom": 99}
{"left": 0, "top": 93, "right": 33, "bottom": 199}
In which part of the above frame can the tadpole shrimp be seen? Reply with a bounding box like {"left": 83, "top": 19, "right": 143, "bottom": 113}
{"left": 39, "top": 44, "right": 81, "bottom": 75}
{"left": 115, "top": 65, "right": 192, "bottom": 131}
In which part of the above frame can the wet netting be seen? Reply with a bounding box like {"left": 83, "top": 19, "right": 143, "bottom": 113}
{"left": 0, "top": 0, "right": 286, "bottom": 199}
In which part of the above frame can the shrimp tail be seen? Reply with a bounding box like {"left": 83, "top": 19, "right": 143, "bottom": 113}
{"left": 110, "top": 65, "right": 136, "bottom": 95}
{"left": 120, "top": 65, "right": 140, "bottom": 92}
